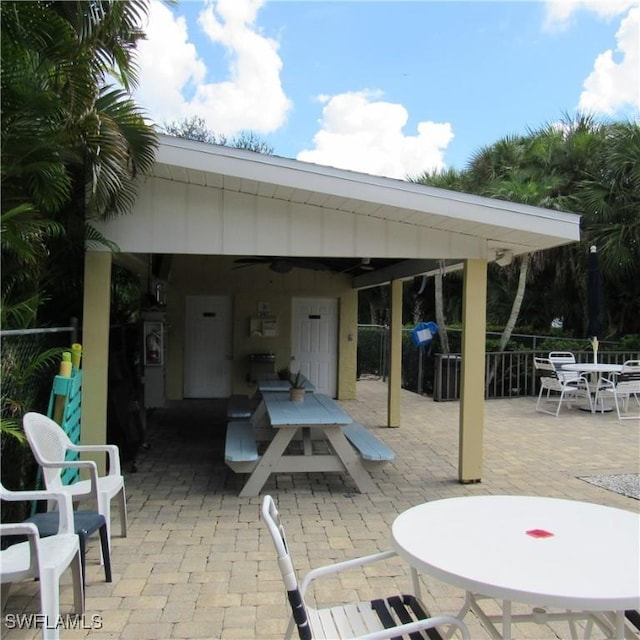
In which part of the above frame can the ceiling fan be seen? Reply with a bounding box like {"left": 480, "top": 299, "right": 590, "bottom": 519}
{"left": 233, "top": 257, "right": 332, "bottom": 274}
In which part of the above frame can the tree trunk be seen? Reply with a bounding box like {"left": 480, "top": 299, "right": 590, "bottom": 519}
{"left": 486, "top": 254, "right": 530, "bottom": 392}
{"left": 434, "top": 270, "right": 450, "bottom": 354}
{"left": 368, "top": 300, "right": 376, "bottom": 324}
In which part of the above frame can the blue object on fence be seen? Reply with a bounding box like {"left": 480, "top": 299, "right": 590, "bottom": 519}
{"left": 411, "top": 321, "right": 438, "bottom": 347}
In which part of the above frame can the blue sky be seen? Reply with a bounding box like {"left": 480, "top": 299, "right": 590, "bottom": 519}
{"left": 134, "top": 0, "right": 639, "bottom": 178}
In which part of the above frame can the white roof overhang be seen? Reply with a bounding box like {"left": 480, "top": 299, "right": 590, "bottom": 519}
{"left": 97, "top": 134, "right": 582, "bottom": 285}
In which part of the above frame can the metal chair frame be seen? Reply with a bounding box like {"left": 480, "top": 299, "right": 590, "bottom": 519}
{"left": 534, "top": 357, "right": 593, "bottom": 416}
{"left": 261, "top": 495, "right": 470, "bottom": 640}
{"left": 595, "top": 360, "right": 640, "bottom": 420}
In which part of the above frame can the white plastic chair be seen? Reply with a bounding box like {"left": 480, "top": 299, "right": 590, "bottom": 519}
{"left": 23, "top": 412, "right": 127, "bottom": 553}
{"left": 1, "top": 484, "right": 84, "bottom": 640}
{"left": 595, "top": 360, "right": 640, "bottom": 420}
{"left": 261, "top": 495, "right": 470, "bottom": 640}
{"left": 534, "top": 357, "right": 593, "bottom": 416}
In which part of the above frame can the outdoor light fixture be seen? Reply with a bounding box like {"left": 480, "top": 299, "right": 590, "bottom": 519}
{"left": 495, "top": 249, "right": 514, "bottom": 267}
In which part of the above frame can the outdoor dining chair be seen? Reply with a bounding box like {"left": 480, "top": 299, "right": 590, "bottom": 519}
{"left": 594, "top": 359, "right": 640, "bottom": 420}
{"left": 1, "top": 484, "right": 84, "bottom": 640}
{"left": 548, "top": 351, "right": 581, "bottom": 383}
{"left": 23, "top": 411, "right": 127, "bottom": 555}
{"left": 261, "top": 494, "right": 470, "bottom": 640}
{"left": 534, "top": 357, "right": 593, "bottom": 416}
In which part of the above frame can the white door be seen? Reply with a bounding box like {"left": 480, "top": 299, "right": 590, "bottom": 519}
{"left": 291, "top": 298, "right": 338, "bottom": 397}
{"left": 184, "top": 295, "right": 232, "bottom": 398}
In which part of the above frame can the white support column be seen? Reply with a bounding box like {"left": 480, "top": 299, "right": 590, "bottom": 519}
{"left": 81, "top": 251, "right": 112, "bottom": 473}
{"left": 387, "top": 279, "right": 403, "bottom": 428}
{"left": 459, "top": 259, "right": 487, "bottom": 482}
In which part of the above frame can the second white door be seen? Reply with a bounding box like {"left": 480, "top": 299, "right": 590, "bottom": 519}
{"left": 291, "top": 297, "right": 338, "bottom": 397}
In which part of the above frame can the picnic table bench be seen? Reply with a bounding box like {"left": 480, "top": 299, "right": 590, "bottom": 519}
{"left": 342, "top": 422, "right": 395, "bottom": 468}
{"left": 226, "top": 394, "right": 252, "bottom": 420}
{"left": 224, "top": 421, "right": 259, "bottom": 473}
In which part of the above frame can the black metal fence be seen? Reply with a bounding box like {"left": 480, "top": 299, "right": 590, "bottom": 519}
{"left": 358, "top": 324, "right": 639, "bottom": 401}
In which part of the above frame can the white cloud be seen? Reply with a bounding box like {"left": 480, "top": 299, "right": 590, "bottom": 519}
{"left": 134, "top": 1, "right": 207, "bottom": 124}
{"left": 193, "top": 0, "right": 291, "bottom": 133}
{"left": 543, "top": 1, "right": 639, "bottom": 116}
{"left": 134, "top": 0, "right": 291, "bottom": 134}
{"left": 135, "top": 1, "right": 452, "bottom": 176}
{"left": 297, "top": 91, "right": 454, "bottom": 180}
{"left": 543, "top": 0, "right": 637, "bottom": 31}
{"left": 579, "top": 6, "right": 639, "bottom": 114}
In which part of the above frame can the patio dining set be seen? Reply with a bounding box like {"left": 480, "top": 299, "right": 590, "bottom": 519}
{"left": 534, "top": 351, "right": 640, "bottom": 419}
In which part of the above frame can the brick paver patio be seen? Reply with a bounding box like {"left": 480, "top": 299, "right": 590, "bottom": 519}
{"left": 3, "top": 379, "right": 638, "bottom": 639}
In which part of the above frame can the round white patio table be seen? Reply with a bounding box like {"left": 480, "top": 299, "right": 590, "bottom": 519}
{"left": 391, "top": 495, "right": 640, "bottom": 640}
{"left": 561, "top": 363, "right": 623, "bottom": 412}
{"left": 561, "top": 363, "right": 623, "bottom": 375}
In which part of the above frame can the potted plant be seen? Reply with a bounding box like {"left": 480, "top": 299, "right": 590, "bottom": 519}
{"left": 289, "top": 371, "right": 305, "bottom": 402}
{"left": 277, "top": 367, "right": 290, "bottom": 381}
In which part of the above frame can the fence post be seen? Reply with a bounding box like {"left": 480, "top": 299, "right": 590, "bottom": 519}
{"left": 70, "top": 316, "right": 80, "bottom": 344}
{"left": 417, "top": 345, "right": 423, "bottom": 394}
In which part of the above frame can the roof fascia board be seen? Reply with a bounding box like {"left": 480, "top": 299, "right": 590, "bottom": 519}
{"left": 155, "top": 136, "right": 581, "bottom": 242}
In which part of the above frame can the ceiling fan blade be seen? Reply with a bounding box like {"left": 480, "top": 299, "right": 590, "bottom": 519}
{"left": 289, "top": 258, "right": 331, "bottom": 271}
{"left": 233, "top": 257, "right": 272, "bottom": 269}
{"left": 341, "top": 259, "right": 375, "bottom": 273}
{"left": 234, "top": 257, "right": 270, "bottom": 264}
{"left": 233, "top": 256, "right": 331, "bottom": 273}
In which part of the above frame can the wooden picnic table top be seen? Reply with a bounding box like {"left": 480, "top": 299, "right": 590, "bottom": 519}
{"left": 262, "top": 392, "right": 351, "bottom": 426}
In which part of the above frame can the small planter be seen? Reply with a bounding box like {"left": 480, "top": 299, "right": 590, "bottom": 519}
{"left": 289, "top": 388, "right": 305, "bottom": 403}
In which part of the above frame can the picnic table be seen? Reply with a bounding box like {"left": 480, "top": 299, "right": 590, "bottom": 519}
{"left": 231, "top": 392, "right": 379, "bottom": 497}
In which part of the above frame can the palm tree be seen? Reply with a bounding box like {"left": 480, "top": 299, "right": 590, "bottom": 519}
{"left": 1, "top": 0, "right": 158, "bottom": 326}
{"left": 571, "top": 120, "right": 640, "bottom": 337}
{"left": 415, "top": 116, "right": 640, "bottom": 351}
{"left": 2, "top": 0, "right": 160, "bottom": 435}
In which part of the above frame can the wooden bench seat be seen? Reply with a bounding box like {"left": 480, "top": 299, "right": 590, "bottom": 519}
{"left": 224, "top": 421, "right": 259, "bottom": 473}
{"left": 342, "top": 422, "right": 395, "bottom": 469}
{"left": 226, "top": 394, "right": 252, "bottom": 420}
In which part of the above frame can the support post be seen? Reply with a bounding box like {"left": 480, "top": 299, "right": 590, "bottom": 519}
{"left": 459, "top": 259, "right": 487, "bottom": 482}
{"left": 81, "top": 251, "right": 112, "bottom": 474}
{"left": 387, "top": 279, "right": 403, "bottom": 428}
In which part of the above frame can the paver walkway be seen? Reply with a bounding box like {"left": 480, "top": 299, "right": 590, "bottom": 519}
{"left": 2, "top": 379, "right": 639, "bottom": 639}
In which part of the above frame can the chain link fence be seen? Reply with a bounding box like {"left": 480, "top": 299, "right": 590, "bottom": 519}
{"left": 1, "top": 324, "right": 79, "bottom": 419}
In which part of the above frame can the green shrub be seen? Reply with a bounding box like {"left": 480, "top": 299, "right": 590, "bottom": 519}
{"left": 619, "top": 334, "right": 640, "bottom": 349}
